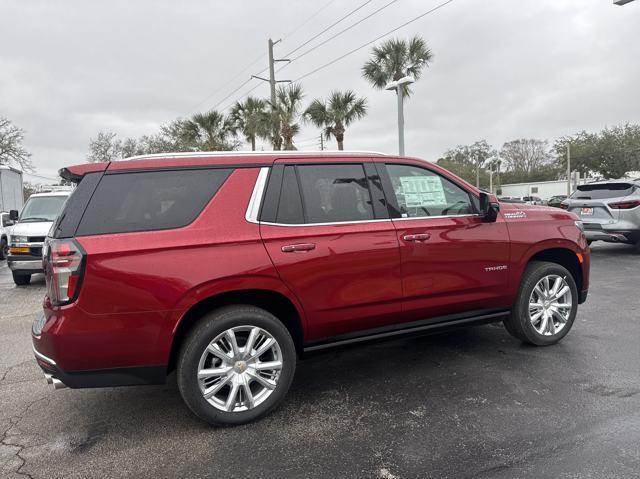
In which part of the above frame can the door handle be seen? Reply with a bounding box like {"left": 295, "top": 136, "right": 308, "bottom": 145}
{"left": 281, "top": 243, "right": 316, "bottom": 253}
{"left": 403, "top": 233, "right": 431, "bottom": 242}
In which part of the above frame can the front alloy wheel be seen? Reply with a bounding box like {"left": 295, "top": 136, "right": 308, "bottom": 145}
{"left": 197, "top": 326, "right": 283, "bottom": 412}
{"left": 528, "top": 275, "right": 573, "bottom": 336}
{"left": 504, "top": 261, "right": 578, "bottom": 346}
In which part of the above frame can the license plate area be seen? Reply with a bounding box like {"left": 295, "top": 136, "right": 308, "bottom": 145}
{"left": 580, "top": 207, "right": 594, "bottom": 216}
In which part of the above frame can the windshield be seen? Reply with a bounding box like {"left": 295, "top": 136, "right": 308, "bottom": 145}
{"left": 19, "top": 196, "right": 68, "bottom": 222}
{"left": 571, "top": 183, "right": 636, "bottom": 200}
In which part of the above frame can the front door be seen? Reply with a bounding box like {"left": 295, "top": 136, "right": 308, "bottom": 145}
{"left": 379, "top": 161, "right": 511, "bottom": 322}
{"left": 259, "top": 159, "right": 403, "bottom": 341}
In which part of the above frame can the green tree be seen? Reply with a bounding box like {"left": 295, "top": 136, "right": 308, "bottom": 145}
{"left": 304, "top": 90, "right": 367, "bottom": 151}
{"left": 438, "top": 140, "right": 496, "bottom": 188}
{"left": 553, "top": 124, "right": 640, "bottom": 179}
{"left": 275, "top": 84, "right": 305, "bottom": 150}
{"left": 0, "top": 117, "right": 33, "bottom": 171}
{"left": 230, "top": 97, "right": 270, "bottom": 151}
{"left": 182, "top": 111, "right": 237, "bottom": 151}
{"left": 362, "top": 36, "right": 433, "bottom": 97}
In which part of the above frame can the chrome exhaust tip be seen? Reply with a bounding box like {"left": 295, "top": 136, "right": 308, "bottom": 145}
{"left": 44, "top": 373, "right": 53, "bottom": 385}
{"left": 51, "top": 378, "right": 67, "bottom": 390}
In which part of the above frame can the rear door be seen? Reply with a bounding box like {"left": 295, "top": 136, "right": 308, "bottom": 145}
{"left": 377, "top": 160, "right": 511, "bottom": 322}
{"left": 259, "top": 158, "right": 402, "bottom": 341}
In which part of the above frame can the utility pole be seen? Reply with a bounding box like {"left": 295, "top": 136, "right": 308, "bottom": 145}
{"left": 489, "top": 169, "right": 494, "bottom": 194}
{"left": 397, "top": 90, "right": 405, "bottom": 156}
{"left": 267, "top": 39, "right": 277, "bottom": 109}
{"left": 566, "top": 143, "right": 571, "bottom": 196}
{"left": 319, "top": 134, "right": 324, "bottom": 151}
{"left": 252, "top": 38, "right": 291, "bottom": 150}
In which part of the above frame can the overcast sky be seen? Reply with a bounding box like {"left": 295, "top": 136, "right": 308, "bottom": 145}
{"left": 1, "top": 0, "right": 639, "bottom": 183}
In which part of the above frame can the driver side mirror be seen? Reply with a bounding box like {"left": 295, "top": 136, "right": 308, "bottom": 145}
{"left": 9, "top": 210, "right": 19, "bottom": 221}
{"left": 479, "top": 192, "right": 500, "bottom": 222}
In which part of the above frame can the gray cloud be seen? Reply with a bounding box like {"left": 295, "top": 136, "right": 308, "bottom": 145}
{"left": 1, "top": 0, "right": 638, "bottom": 181}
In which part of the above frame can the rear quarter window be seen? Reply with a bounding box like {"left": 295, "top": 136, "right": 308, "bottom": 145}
{"left": 76, "top": 168, "right": 232, "bottom": 236}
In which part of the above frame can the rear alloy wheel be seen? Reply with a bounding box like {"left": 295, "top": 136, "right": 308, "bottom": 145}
{"left": 504, "top": 261, "right": 578, "bottom": 346}
{"left": 177, "top": 305, "right": 296, "bottom": 426}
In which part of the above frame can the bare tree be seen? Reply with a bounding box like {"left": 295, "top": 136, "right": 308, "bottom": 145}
{"left": 0, "top": 117, "right": 33, "bottom": 171}
{"left": 500, "top": 139, "right": 552, "bottom": 174}
{"left": 87, "top": 131, "right": 122, "bottom": 163}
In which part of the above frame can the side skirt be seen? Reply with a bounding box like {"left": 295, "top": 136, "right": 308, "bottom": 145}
{"left": 303, "top": 309, "right": 510, "bottom": 354}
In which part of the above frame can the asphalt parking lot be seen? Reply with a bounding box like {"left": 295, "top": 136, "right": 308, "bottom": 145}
{"left": 1, "top": 244, "right": 639, "bottom": 479}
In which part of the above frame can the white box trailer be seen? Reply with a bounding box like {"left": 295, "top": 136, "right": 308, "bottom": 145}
{"left": 0, "top": 166, "right": 24, "bottom": 212}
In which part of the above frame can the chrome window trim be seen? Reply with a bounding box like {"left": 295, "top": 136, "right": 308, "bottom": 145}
{"left": 245, "top": 167, "right": 270, "bottom": 224}
{"left": 261, "top": 218, "right": 394, "bottom": 227}
{"left": 33, "top": 345, "right": 56, "bottom": 366}
{"left": 391, "top": 214, "right": 482, "bottom": 221}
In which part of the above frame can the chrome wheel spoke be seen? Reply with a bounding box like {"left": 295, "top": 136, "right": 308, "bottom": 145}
{"left": 225, "top": 380, "right": 240, "bottom": 412}
{"left": 198, "top": 366, "right": 232, "bottom": 379}
{"left": 246, "top": 370, "right": 276, "bottom": 390}
{"left": 225, "top": 329, "right": 240, "bottom": 357}
{"left": 250, "top": 338, "right": 276, "bottom": 361}
{"left": 554, "top": 285, "right": 570, "bottom": 300}
{"left": 203, "top": 375, "right": 232, "bottom": 399}
{"left": 207, "top": 343, "right": 232, "bottom": 363}
{"left": 244, "top": 327, "right": 260, "bottom": 357}
{"left": 254, "top": 360, "right": 282, "bottom": 371}
{"left": 241, "top": 377, "right": 255, "bottom": 409}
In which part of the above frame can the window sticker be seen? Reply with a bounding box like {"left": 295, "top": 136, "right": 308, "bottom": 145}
{"left": 399, "top": 175, "right": 447, "bottom": 207}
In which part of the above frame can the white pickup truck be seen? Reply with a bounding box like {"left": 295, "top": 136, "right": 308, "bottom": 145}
{"left": 7, "top": 189, "right": 72, "bottom": 285}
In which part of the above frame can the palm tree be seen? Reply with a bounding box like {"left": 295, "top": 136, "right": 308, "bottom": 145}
{"left": 362, "top": 36, "right": 433, "bottom": 97}
{"left": 229, "top": 97, "right": 270, "bottom": 151}
{"left": 304, "top": 91, "right": 367, "bottom": 151}
{"left": 182, "top": 110, "right": 236, "bottom": 151}
{"left": 274, "top": 84, "right": 305, "bottom": 150}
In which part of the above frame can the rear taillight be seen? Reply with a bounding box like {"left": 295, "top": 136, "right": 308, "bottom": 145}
{"left": 608, "top": 199, "right": 640, "bottom": 210}
{"left": 44, "top": 238, "right": 85, "bottom": 306}
{"left": 559, "top": 201, "right": 569, "bottom": 210}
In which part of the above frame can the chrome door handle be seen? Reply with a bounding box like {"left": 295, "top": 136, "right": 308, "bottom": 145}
{"left": 403, "top": 233, "right": 431, "bottom": 242}
{"left": 281, "top": 243, "right": 316, "bottom": 253}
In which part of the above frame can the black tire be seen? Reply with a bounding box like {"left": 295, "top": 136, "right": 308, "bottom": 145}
{"left": 177, "top": 305, "right": 296, "bottom": 426}
{"left": 635, "top": 240, "right": 640, "bottom": 254}
{"left": 503, "top": 261, "right": 578, "bottom": 346}
{"left": 587, "top": 240, "right": 593, "bottom": 246}
{"left": 12, "top": 272, "right": 31, "bottom": 286}
{"left": 0, "top": 238, "right": 7, "bottom": 260}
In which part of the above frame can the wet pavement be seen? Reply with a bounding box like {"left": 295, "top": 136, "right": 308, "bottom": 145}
{"left": 1, "top": 243, "right": 639, "bottom": 478}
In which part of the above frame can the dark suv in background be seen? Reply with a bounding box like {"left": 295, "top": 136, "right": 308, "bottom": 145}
{"left": 33, "top": 151, "right": 590, "bottom": 425}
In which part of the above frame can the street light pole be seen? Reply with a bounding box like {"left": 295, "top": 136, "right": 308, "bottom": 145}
{"left": 397, "top": 90, "right": 405, "bottom": 156}
{"left": 386, "top": 75, "right": 415, "bottom": 157}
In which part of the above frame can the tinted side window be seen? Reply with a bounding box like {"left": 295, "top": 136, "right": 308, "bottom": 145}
{"left": 297, "top": 164, "right": 374, "bottom": 223}
{"left": 386, "top": 164, "right": 475, "bottom": 218}
{"left": 52, "top": 172, "right": 102, "bottom": 238}
{"left": 77, "top": 169, "right": 232, "bottom": 235}
{"left": 276, "top": 166, "right": 304, "bottom": 224}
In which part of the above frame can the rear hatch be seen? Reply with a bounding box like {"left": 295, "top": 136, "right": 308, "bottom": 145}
{"left": 567, "top": 182, "right": 636, "bottom": 228}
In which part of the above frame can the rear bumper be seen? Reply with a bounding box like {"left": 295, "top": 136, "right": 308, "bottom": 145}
{"left": 8, "top": 255, "right": 43, "bottom": 273}
{"left": 584, "top": 229, "right": 639, "bottom": 243}
{"left": 32, "top": 309, "right": 166, "bottom": 388}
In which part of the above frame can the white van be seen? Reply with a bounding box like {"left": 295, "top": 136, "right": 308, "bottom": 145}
{"left": 7, "top": 189, "right": 72, "bottom": 285}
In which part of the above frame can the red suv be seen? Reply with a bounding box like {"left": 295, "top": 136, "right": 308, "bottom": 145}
{"left": 33, "top": 152, "right": 590, "bottom": 425}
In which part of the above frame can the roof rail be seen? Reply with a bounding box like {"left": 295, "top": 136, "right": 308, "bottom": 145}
{"left": 122, "top": 150, "right": 389, "bottom": 162}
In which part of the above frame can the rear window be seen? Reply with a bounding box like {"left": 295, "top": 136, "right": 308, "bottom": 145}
{"left": 572, "top": 183, "right": 636, "bottom": 200}
{"left": 76, "top": 168, "right": 232, "bottom": 236}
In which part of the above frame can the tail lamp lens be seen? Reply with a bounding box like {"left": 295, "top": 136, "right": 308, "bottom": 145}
{"left": 44, "top": 238, "right": 85, "bottom": 306}
{"left": 608, "top": 200, "right": 640, "bottom": 209}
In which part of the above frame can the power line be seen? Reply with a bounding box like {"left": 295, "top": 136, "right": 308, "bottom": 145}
{"left": 283, "top": 0, "right": 375, "bottom": 58}
{"left": 188, "top": 52, "right": 266, "bottom": 114}
{"left": 281, "top": 0, "right": 339, "bottom": 41}
{"left": 293, "top": 0, "right": 456, "bottom": 83}
{"left": 289, "top": 0, "right": 400, "bottom": 63}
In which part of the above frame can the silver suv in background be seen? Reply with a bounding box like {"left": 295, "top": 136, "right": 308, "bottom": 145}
{"left": 561, "top": 179, "right": 640, "bottom": 251}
